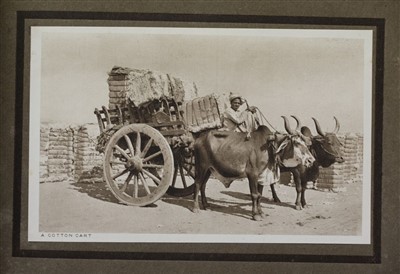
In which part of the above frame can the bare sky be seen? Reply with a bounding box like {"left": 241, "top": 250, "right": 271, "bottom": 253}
{"left": 35, "top": 27, "right": 371, "bottom": 134}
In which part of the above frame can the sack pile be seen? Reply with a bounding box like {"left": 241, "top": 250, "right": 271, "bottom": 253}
{"left": 315, "top": 133, "right": 364, "bottom": 191}
{"left": 40, "top": 123, "right": 104, "bottom": 183}
{"left": 45, "top": 126, "right": 75, "bottom": 183}
{"left": 356, "top": 134, "right": 364, "bottom": 183}
{"left": 107, "top": 66, "right": 199, "bottom": 109}
{"left": 39, "top": 126, "right": 49, "bottom": 181}
{"left": 74, "top": 124, "right": 104, "bottom": 183}
{"left": 181, "top": 94, "right": 223, "bottom": 133}
{"left": 343, "top": 134, "right": 359, "bottom": 184}
{"left": 317, "top": 163, "right": 346, "bottom": 191}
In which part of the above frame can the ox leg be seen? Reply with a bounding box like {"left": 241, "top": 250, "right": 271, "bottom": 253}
{"left": 249, "top": 175, "right": 262, "bottom": 221}
{"left": 200, "top": 171, "right": 211, "bottom": 210}
{"left": 193, "top": 178, "right": 201, "bottom": 213}
{"left": 301, "top": 180, "right": 308, "bottom": 208}
{"left": 292, "top": 170, "right": 303, "bottom": 210}
{"left": 257, "top": 184, "right": 264, "bottom": 215}
{"left": 270, "top": 183, "right": 281, "bottom": 203}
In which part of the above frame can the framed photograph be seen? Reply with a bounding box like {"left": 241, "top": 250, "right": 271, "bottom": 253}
{"left": 14, "top": 11, "right": 383, "bottom": 263}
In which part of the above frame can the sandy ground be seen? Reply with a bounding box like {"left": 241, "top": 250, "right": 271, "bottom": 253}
{"left": 38, "top": 177, "right": 363, "bottom": 237}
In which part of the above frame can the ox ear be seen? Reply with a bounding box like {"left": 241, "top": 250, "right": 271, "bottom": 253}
{"left": 300, "top": 126, "right": 312, "bottom": 138}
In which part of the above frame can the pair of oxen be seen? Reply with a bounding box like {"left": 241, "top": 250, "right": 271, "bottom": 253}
{"left": 192, "top": 116, "right": 344, "bottom": 221}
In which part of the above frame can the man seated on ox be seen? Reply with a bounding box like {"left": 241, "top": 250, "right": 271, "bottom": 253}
{"left": 222, "top": 93, "right": 259, "bottom": 135}
{"left": 221, "top": 93, "right": 280, "bottom": 191}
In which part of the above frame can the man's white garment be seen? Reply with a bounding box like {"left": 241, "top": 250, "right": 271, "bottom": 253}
{"left": 222, "top": 105, "right": 258, "bottom": 132}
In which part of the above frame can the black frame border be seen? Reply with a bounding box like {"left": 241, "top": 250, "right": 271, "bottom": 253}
{"left": 13, "top": 11, "right": 384, "bottom": 263}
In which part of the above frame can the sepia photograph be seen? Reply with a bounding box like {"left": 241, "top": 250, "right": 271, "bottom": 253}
{"left": 28, "top": 26, "right": 373, "bottom": 245}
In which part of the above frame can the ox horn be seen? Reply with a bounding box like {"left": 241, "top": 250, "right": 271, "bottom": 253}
{"left": 312, "top": 117, "right": 326, "bottom": 136}
{"left": 333, "top": 116, "right": 340, "bottom": 134}
{"left": 281, "top": 116, "right": 296, "bottom": 135}
{"left": 291, "top": 115, "right": 301, "bottom": 131}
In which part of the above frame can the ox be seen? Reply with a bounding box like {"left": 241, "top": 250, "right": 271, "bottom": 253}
{"left": 268, "top": 116, "right": 345, "bottom": 210}
{"left": 192, "top": 124, "right": 315, "bottom": 221}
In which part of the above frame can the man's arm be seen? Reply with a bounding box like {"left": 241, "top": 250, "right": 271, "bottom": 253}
{"left": 224, "top": 108, "right": 247, "bottom": 125}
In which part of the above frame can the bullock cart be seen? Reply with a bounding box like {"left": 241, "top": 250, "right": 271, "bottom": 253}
{"left": 94, "top": 95, "right": 221, "bottom": 206}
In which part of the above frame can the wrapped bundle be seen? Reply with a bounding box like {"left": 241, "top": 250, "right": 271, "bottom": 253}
{"left": 74, "top": 124, "right": 104, "bottom": 183}
{"left": 343, "top": 134, "right": 359, "bottom": 184}
{"left": 181, "top": 94, "right": 223, "bottom": 133}
{"left": 107, "top": 66, "right": 198, "bottom": 109}
{"left": 46, "top": 127, "right": 75, "bottom": 182}
{"left": 317, "top": 163, "right": 347, "bottom": 192}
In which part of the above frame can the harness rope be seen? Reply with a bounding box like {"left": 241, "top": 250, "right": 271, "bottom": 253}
{"left": 254, "top": 107, "right": 278, "bottom": 132}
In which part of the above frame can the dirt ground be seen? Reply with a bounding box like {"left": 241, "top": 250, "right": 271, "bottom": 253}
{"left": 38, "top": 177, "right": 363, "bottom": 237}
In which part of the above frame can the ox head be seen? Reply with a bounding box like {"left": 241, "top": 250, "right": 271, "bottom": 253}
{"left": 291, "top": 116, "right": 345, "bottom": 167}
{"left": 310, "top": 117, "right": 345, "bottom": 167}
{"left": 275, "top": 117, "right": 315, "bottom": 168}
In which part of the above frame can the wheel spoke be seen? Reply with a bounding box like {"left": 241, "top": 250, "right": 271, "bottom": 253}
{"left": 114, "top": 145, "right": 131, "bottom": 160}
{"left": 139, "top": 172, "right": 151, "bottom": 194}
{"left": 183, "top": 164, "right": 195, "bottom": 178}
{"left": 135, "top": 132, "right": 141, "bottom": 156}
{"left": 140, "top": 138, "right": 153, "bottom": 158}
{"left": 133, "top": 175, "right": 138, "bottom": 198}
{"left": 112, "top": 168, "right": 129, "bottom": 180}
{"left": 142, "top": 150, "right": 162, "bottom": 163}
{"left": 172, "top": 165, "right": 179, "bottom": 187}
{"left": 142, "top": 164, "right": 164, "bottom": 169}
{"left": 179, "top": 164, "right": 188, "bottom": 188}
{"left": 124, "top": 135, "right": 135, "bottom": 156}
{"left": 110, "top": 160, "right": 126, "bottom": 165}
{"left": 142, "top": 169, "right": 161, "bottom": 184}
{"left": 120, "top": 172, "right": 134, "bottom": 193}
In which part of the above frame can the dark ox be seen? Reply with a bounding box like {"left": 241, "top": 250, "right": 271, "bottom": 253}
{"left": 269, "top": 116, "right": 345, "bottom": 210}
{"left": 192, "top": 125, "right": 315, "bottom": 221}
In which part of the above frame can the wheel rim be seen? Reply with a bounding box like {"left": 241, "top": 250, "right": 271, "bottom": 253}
{"left": 103, "top": 124, "right": 173, "bottom": 206}
{"left": 166, "top": 148, "right": 196, "bottom": 197}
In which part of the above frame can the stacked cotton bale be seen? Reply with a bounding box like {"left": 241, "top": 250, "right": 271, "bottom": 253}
{"left": 45, "top": 126, "right": 75, "bottom": 182}
{"left": 316, "top": 163, "right": 347, "bottom": 191}
{"left": 181, "top": 94, "right": 224, "bottom": 133}
{"left": 39, "top": 125, "right": 50, "bottom": 182}
{"left": 74, "top": 124, "right": 104, "bottom": 184}
{"left": 343, "top": 133, "right": 359, "bottom": 184}
{"left": 355, "top": 134, "right": 364, "bottom": 183}
{"left": 107, "top": 66, "right": 198, "bottom": 109}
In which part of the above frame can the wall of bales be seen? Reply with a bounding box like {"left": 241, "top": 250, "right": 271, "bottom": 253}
{"left": 40, "top": 123, "right": 103, "bottom": 183}
{"left": 280, "top": 133, "right": 364, "bottom": 192}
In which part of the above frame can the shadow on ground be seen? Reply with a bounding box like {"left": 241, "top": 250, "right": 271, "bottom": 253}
{"left": 70, "top": 181, "right": 120, "bottom": 204}
{"left": 162, "top": 190, "right": 294, "bottom": 220}
{"left": 221, "top": 190, "right": 295, "bottom": 210}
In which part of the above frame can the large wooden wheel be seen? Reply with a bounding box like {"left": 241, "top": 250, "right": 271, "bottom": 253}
{"left": 167, "top": 148, "right": 196, "bottom": 197}
{"left": 103, "top": 124, "right": 173, "bottom": 206}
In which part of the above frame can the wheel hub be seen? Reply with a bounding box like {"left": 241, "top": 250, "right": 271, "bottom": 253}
{"left": 126, "top": 156, "right": 143, "bottom": 173}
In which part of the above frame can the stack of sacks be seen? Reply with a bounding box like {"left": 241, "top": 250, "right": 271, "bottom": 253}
{"left": 107, "top": 66, "right": 198, "bottom": 109}
{"left": 46, "top": 126, "right": 74, "bottom": 182}
{"left": 74, "top": 124, "right": 104, "bottom": 183}
{"left": 181, "top": 94, "right": 223, "bottom": 133}
{"left": 343, "top": 133, "right": 359, "bottom": 184}
{"left": 356, "top": 134, "right": 364, "bottom": 183}
{"left": 317, "top": 163, "right": 346, "bottom": 191}
{"left": 39, "top": 125, "right": 50, "bottom": 182}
